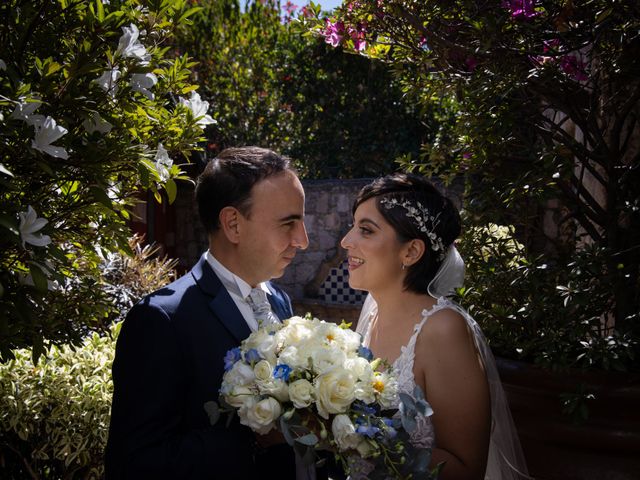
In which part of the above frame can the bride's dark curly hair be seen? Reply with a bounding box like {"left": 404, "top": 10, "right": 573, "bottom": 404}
{"left": 353, "top": 173, "right": 461, "bottom": 294}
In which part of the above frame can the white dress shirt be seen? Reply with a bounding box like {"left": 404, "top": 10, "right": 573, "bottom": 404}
{"left": 204, "top": 251, "right": 272, "bottom": 332}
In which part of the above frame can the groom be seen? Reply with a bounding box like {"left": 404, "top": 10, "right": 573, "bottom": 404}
{"left": 105, "top": 147, "right": 310, "bottom": 479}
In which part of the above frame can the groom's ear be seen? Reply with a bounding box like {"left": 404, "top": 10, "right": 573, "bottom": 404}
{"left": 219, "top": 206, "right": 241, "bottom": 244}
{"left": 403, "top": 239, "right": 426, "bottom": 267}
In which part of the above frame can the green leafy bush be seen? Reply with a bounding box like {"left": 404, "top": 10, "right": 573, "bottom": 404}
{"left": 0, "top": 327, "right": 117, "bottom": 480}
{"left": 0, "top": 0, "right": 205, "bottom": 359}
{"left": 0, "top": 235, "right": 177, "bottom": 479}
{"left": 302, "top": 1, "right": 640, "bottom": 371}
{"left": 175, "top": 0, "right": 432, "bottom": 178}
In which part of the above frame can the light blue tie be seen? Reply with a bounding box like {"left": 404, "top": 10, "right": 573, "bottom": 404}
{"left": 246, "top": 288, "right": 279, "bottom": 326}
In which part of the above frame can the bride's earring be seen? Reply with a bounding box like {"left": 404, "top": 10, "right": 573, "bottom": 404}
{"left": 401, "top": 263, "right": 406, "bottom": 270}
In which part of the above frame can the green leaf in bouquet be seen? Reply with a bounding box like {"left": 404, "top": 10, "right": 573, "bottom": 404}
{"left": 294, "top": 432, "right": 318, "bottom": 447}
{"left": 203, "top": 400, "right": 220, "bottom": 426}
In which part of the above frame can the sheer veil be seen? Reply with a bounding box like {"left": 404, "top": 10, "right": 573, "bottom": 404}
{"left": 356, "top": 246, "right": 530, "bottom": 480}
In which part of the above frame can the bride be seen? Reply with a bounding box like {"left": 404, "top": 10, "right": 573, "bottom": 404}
{"left": 340, "top": 173, "right": 529, "bottom": 480}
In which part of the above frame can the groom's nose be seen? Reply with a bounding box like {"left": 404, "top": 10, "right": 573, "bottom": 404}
{"left": 292, "top": 221, "right": 309, "bottom": 250}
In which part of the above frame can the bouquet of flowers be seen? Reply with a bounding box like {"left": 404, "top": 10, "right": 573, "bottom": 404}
{"left": 212, "top": 315, "right": 441, "bottom": 479}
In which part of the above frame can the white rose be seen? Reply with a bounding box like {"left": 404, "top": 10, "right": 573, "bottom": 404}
{"left": 288, "top": 378, "right": 314, "bottom": 408}
{"left": 344, "top": 357, "right": 373, "bottom": 381}
{"left": 254, "top": 360, "right": 273, "bottom": 383}
{"left": 259, "top": 378, "right": 290, "bottom": 402}
{"left": 279, "top": 345, "right": 304, "bottom": 370}
{"left": 227, "top": 361, "right": 255, "bottom": 386}
{"left": 341, "top": 328, "right": 363, "bottom": 351}
{"left": 245, "top": 329, "right": 278, "bottom": 363}
{"left": 239, "top": 396, "right": 282, "bottom": 434}
{"left": 331, "top": 414, "right": 361, "bottom": 452}
{"left": 278, "top": 317, "right": 313, "bottom": 346}
{"left": 312, "top": 345, "right": 346, "bottom": 374}
{"left": 223, "top": 385, "right": 254, "bottom": 409}
{"left": 314, "top": 367, "right": 357, "bottom": 419}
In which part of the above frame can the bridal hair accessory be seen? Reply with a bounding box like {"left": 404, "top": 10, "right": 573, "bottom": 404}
{"left": 379, "top": 197, "right": 446, "bottom": 261}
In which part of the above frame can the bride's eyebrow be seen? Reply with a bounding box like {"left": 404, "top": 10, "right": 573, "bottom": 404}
{"left": 358, "top": 218, "right": 380, "bottom": 229}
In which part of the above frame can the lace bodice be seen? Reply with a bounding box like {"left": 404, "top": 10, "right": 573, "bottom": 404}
{"left": 357, "top": 296, "right": 455, "bottom": 449}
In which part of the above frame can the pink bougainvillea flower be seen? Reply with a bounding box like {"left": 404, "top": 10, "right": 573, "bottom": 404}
{"left": 284, "top": 1, "right": 297, "bottom": 15}
{"left": 503, "top": 0, "right": 540, "bottom": 19}
{"left": 349, "top": 26, "right": 367, "bottom": 52}
{"left": 322, "top": 20, "right": 345, "bottom": 47}
{"left": 560, "top": 54, "right": 588, "bottom": 82}
{"left": 465, "top": 56, "right": 478, "bottom": 72}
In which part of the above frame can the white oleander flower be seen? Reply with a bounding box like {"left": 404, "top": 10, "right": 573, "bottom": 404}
{"left": 11, "top": 97, "right": 44, "bottom": 126}
{"left": 94, "top": 68, "right": 121, "bottom": 96}
{"left": 32, "top": 116, "right": 69, "bottom": 159}
{"left": 288, "top": 378, "right": 314, "bottom": 408}
{"left": 179, "top": 90, "right": 215, "bottom": 127}
{"left": 130, "top": 72, "right": 158, "bottom": 100}
{"left": 331, "top": 414, "right": 361, "bottom": 452}
{"left": 115, "top": 24, "right": 150, "bottom": 64}
{"left": 314, "top": 366, "right": 357, "bottom": 419}
{"left": 154, "top": 143, "right": 172, "bottom": 182}
{"left": 18, "top": 206, "right": 51, "bottom": 247}
{"left": 239, "top": 397, "right": 281, "bottom": 435}
{"left": 82, "top": 112, "right": 113, "bottom": 134}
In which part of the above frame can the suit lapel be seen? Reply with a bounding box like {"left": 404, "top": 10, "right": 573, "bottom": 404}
{"left": 266, "top": 283, "right": 291, "bottom": 321}
{"left": 191, "top": 256, "right": 251, "bottom": 343}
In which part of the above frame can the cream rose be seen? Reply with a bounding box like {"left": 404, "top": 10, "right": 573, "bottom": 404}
{"left": 227, "top": 361, "right": 255, "bottom": 386}
{"left": 311, "top": 345, "right": 346, "bottom": 374}
{"left": 239, "top": 397, "right": 282, "bottom": 435}
{"left": 253, "top": 360, "right": 273, "bottom": 383}
{"left": 223, "top": 385, "right": 254, "bottom": 408}
{"left": 288, "top": 378, "right": 314, "bottom": 408}
{"left": 314, "top": 367, "right": 357, "bottom": 419}
{"left": 331, "top": 414, "right": 361, "bottom": 452}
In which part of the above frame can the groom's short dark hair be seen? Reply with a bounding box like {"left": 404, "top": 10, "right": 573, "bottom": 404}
{"left": 195, "top": 146, "right": 295, "bottom": 233}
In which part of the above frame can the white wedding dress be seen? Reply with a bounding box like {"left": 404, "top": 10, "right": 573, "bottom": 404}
{"left": 356, "top": 294, "right": 530, "bottom": 480}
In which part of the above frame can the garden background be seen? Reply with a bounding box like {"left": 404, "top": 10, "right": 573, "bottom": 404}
{"left": 1, "top": 0, "right": 638, "bottom": 478}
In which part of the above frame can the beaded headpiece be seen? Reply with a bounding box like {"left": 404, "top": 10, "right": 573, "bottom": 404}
{"left": 379, "top": 197, "right": 447, "bottom": 261}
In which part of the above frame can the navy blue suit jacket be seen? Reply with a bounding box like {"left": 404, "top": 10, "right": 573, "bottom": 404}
{"left": 105, "top": 256, "right": 298, "bottom": 479}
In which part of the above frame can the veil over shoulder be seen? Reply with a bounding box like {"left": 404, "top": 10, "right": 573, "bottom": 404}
{"left": 354, "top": 246, "right": 530, "bottom": 480}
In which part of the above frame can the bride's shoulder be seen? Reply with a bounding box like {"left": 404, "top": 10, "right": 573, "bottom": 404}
{"left": 420, "top": 302, "right": 472, "bottom": 344}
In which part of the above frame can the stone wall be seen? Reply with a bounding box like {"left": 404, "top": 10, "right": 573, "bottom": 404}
{"left": 274, "top": 178, "right": 372, "bottom": 300}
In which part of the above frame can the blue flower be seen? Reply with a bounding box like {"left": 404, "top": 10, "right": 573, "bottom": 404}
{"left": 356, "top": 424, "right": 380, "bottom": 438}
{"left": 244, "top": 348, "right": 262, "bottom": 365}
{"left": 273, "top": 364, "right": 292, "bottom": 382}
{"left": 352, "top": 401, "right": 377, "bottom": 415}
{"left": 223, "top": 347, "right": 242, "bottom": 371}
{"left": 357, "top": 345, "right": 373, "bottom": 361}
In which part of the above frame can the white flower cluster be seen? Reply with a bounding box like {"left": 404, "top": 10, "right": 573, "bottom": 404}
{"left": 220, "top": 315, "right": 398, "bottom": 450}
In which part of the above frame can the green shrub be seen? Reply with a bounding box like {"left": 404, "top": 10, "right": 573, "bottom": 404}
{"left": 0, "top": 236, "right": 177, "bottom": 479}
{"left": 0, "top": 325, "right": 118, "bottom": 479}
{"left": 0, "top": 0, "right": 203, "bottom": 359}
